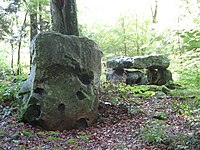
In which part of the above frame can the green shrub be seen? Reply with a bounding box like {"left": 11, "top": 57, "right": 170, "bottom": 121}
{"left": 180, "top": 29, "right": 200, "bottom": 51}
{"left": 177, "top": 67, "right": 200, "bottom": 89}
{"left": 169, "top": 65, "right": 200, "bottom": 119}
{"left": 0, "top": 74, "right": 27, "bottom": 101}
{"left": 141, "top": 120, "right": 172, "bottom": 144}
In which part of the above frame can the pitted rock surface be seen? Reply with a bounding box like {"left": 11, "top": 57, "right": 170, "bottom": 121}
{"left": 19, "top": 32, "right": 102, "bottom": 130}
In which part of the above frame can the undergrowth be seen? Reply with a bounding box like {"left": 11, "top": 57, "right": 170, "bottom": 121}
{"left": 0, "top": 74, "right": 27, "bottom": 118}
{"left": 0, "top": 63, "right": 199, "bottom": 149}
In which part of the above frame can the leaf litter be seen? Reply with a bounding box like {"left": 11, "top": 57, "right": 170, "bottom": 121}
{"left": 0, "top": 83, "right": 200, "bottom": 149}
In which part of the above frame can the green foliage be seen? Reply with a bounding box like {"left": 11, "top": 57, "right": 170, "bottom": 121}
{"left": 153, "top": 112, "right": 169, "bottom": 120}
{"left": 49, "top": 131, "right": 60, "bottom": 135}
{"left": 171, "top": 93, "right": 200, "bottom": 120}
{"left": 36, "top": 131, "right": 60, "bottom": 136}
{"left": 99, "top": 82, "right": 172, "bottom": 116}
{"left": 141, "top": 120, "right": 172, "bottom": 144}
{"left": 0, "top": 73, "right": 27, "bottom": 119}
{"left": 169, "top": 64, "right": 200, "bottom": 119}
{"left": 46, "top": 136, "right": 63, "bottom": 141}
{"left": 21, "top": 129, "right": 33, "bottom": 136}
{"left": 0, "top": 13, "right": 12, "bottom": 40}
{"left": 36, "top": 131, "right": 45, "bottom": 135}
{"left": 13, "top": 145, "right": 25, "bottom": 150}
{"left": 142, "top": 119, "right": 199, "bottom": 148}
{"left": 175, "top": 131, "right": 200, "bottom": 150}
{"left": 0, "top": 74, "right": 27, "bottom": 101}
{"left": 0, "top": 0, "right": 22, "bottom": 40}
{"left": 65, "top": 138, "right": 78, "bottom": 144}
{"left": 100, "top": 82, "right": 169, "bottom": 104}
{"left": 0, "top": 129, "right": 8, "bottom": 136}
{"left": 168, "top": 43, "right": 200, "bottom": 119}
{"left": 180, "top": 29, "right": 200, "bottom": 51}
{"left": 21, "top": 0, "right": 50, "bottom": 31}
{"left": 0, "top": 47, "right": 10, "bottom": 78}
{"left": 81, "top": 16, "right": 177, "bottom": 60}
{"left": 178, "top": 67, "right": 200, "bottom": 89}
{"left": 77, "top": 132, "right": 91, "bottom": 139}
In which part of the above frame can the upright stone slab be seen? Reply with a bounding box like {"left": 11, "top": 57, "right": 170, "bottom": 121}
{"left": 19, "top": 32, "right": 102, "bottom": 130}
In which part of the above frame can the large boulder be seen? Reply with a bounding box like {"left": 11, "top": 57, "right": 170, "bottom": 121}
{"left": 106, "top": 55, "right": 170, "bottom": 69}
{"left": 147, "top": 68, "right": 173, "bottom": 85}
{"left": 106, "top": 68, "right": 125, "bottom": 83}
{"left": 19, "top": 32, "right": 102, "bottom": 130}
{"left": 106, "top": 69, "right": 148, "bottom": 85}
{"left": 126, "top": 70, "right": 148, "bottom": 85}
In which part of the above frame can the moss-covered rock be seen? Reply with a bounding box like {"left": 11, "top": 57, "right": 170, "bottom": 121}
{"left": 106, "top": 55, "right": 170, "bottom": 69}
{"left": 106, "top": 55, "right": 172, "bottom": 85}
{"left": 19, "top": 32, "right": 102, "bottom": 130}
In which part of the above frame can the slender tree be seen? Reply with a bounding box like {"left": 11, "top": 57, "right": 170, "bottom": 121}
{"left": 17, "top": 11, "right": 28, "bottom": 75}
{"left": 29, "top": 1, "right": 38, "bottom": 69}
{"left": 39, "top": 3, "right": 43, "bottom": 32}
{"left": 50, "top": 0, "right": 79, "bottom": 36}
{"left": 23, "top": 0, "right": 50, "bottom": 68}
{"left": 121, "top": 18, "right": 127, "bottom": 56}
{"left": 150, "top": 0, "right": 158, "bottom": 23}
{"left": 135, "top": 14, "right": 140, "bottom": 55}
{"left": 30, "top": 2, "right": 38, "bottom": 41}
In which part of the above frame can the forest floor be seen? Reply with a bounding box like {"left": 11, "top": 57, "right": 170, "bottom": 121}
{"left": 0, "top": 83, "right": 200, "bottom": 150}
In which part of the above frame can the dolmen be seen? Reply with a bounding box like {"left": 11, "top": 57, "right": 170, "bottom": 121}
{"left": 106, "top": 55, "right": 173, "bottom": 85}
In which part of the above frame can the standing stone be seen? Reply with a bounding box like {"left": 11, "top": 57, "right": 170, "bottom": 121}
{"left": 19, "top": 32, "right": 102, "bottom": 130}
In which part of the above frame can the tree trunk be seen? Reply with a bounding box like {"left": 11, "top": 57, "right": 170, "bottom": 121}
{"left": 30, "top": 3, "right": 38, "bottom": 68}
{"left": 30, "top": 12, "right": 38, "bottom": 40}
{"left": 50, "top": 0, "right": 79, "bottom": 36}
{"left": 121, "top": 18, "right": 127, "bottom": 56}
{"left": 17, "top": 12, "right": 28, "bottom": 75}
{"left": 150, "top": 0, "right": 158, "bottom": 23}
{"left": 135, "top": 14, "right": 140, "bottom": 55}
{"left": 39, "top": 3, "right": 43, "bottom": 32}
{"left": 10, "top": 42, "right": 14, "bottom": 74}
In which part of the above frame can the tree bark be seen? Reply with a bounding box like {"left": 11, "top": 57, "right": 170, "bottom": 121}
{"left": 10, "top": 42, "right": 14, "bottom": 74}
{"left": 50, "top": 0, "right": 79, "bottom": 36}
{"left": 23, "top": 0, "right": 38, "bottom": 68}
{"left": 135, "top": 14, "right": 140, "bottom": 55}
{"left": 30, "top": 11, "right": 38, "bottom": 41}
{"left": 39, "top": 3, "right": 43, "bottom": 32}
{"left": 121, "top": 18, "right": 127, "bottom": 56}
{"left": 30, "top": 2, "right": 38, "bottom": 69}
{"left": 17, "top": 11, "right": 28, "bottom": 75}
{"left": 150, "top": 0, "right": 158, "bottom": 23}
